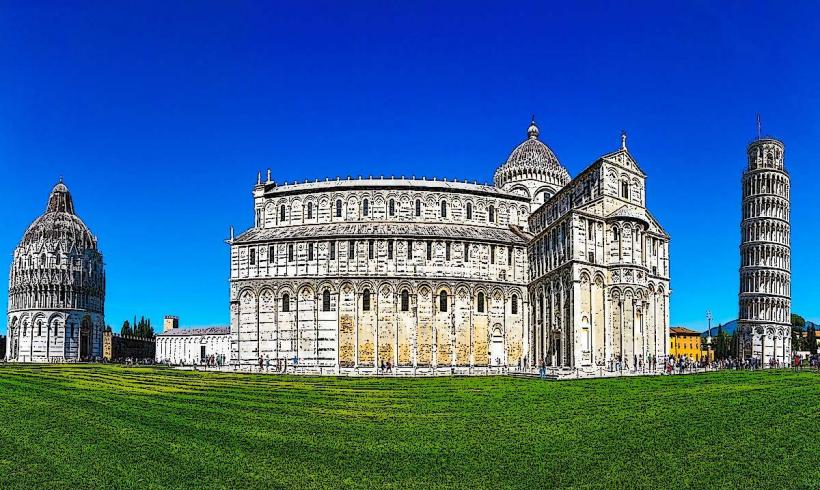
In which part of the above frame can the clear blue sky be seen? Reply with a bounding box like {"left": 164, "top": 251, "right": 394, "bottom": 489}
{"left": 2, "top": 1, "right": 818, "bottom": 335}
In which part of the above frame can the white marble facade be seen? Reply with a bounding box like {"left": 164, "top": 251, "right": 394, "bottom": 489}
{"left": 155, "top": 327, "right": 231, "bottom": 365}
{"left": 528, "top": 136, "right": 670, "bottom": 371}
{"left": 6, "top": 181, "right": 106, "bottom": 362}
{"left": 229, "top": 119, "right": 671, "bottom": 374}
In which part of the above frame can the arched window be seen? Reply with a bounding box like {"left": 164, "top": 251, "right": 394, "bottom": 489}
{"left": 307, "top": 202, "right": 313, "bottom": 219}
{"left": 613, "top": 226, "right": 620, "bottom": 242}
{"left": 362, "top": 289, "right": 371, "bottom": 311}
{"left": 488, "top": 205, "right": 495, "bottom": 223}
{"left": 37, "top": 320, "right": 42, "bottom": 337}
{"left": 288, "top": 244, "right": 294, "bottom": 261}
{"left": 466, "top": 202, "right": 473, "bottom": 220}
{"left": 281, "top": 293, "right": 290, "bottom": 312}
{"left": 308, "top": 243, "right": 314, "bottom": 261}
{"left": 439, "top": 291, "right": 448, "bottom": 312}
{"left": 335, "top": 199, "right": 342, "bottom": 218}
{"left": 415, "top": 199, "right": 421, "bottom": 217}
{"left": 401, "top": 290, "right": 410, "bottom": 312}
{"left": 55, "top": 253, "right": 61, "bottom": 265}
{"left": 363, "top": 199, "right": 369, "bottom": 216}
{"left": 389, "top": 199, "right": 395, "bottom": 216}
{"left": 464, "top": 243, "right": 470, "bottom": 262}
{"left": 477, "top": 292, "right": 485, "bottom": 313}
{"left": 511, "top": 294, "right": 518, "bottom": 315}
{"left": 322, "top": 289, "right": 331, "bottom": 312}
{"left": 280, "top": 204, "right": 286, "bottom": 223}
{"left": 440, "top": 200, "right": 447, "bottom": 218}
{"left": 40, "top": 254, "right": 46, "bottom": 267}
{"left": 621, "top": 181, "right": 629, "bottom": 198}
{"left": 249, "top": 248, "right": 256, "bottom": 265}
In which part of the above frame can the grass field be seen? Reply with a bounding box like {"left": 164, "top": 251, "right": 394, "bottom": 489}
{"left": 0, "top": 366, "right": 817, "bottom": 489}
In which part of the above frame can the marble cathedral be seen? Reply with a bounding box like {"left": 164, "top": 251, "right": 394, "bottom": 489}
{"left": 228, "top": 119, "right": 671, "bottom": 374}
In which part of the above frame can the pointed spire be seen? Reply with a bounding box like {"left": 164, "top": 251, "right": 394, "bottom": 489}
{"left": 527, "top": 114, "right": 539, "bottom": 140}
{"left": 621, "top": 130, "right": 627, "bottom": 150}
{"left": 266, "top": 168, "right": 271, "bottom": 183}
{"left": 229, "top": 225, "right": 234, "bottom": 242}
{"left": 256, "top": 171, "right": 262, "bottom": 185}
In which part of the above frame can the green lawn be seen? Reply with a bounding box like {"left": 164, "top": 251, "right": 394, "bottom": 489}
{"left": 0, "top": 365, "right": 817, "bottom": 489}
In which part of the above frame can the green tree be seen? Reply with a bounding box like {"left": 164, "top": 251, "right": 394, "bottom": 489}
{"left": 791, "top": 314, "right": 805, "bottom": 351}
{"left": 715, "top": 323, "right": 731, "bottom": 360}
{"left": 120, "top": 320, "right": 132, "bottom": 336}
{"left": 806, "top": 324, "right": 817, "bottom": 355}
{"left": 133, "top": 316, "right": 155, "bottom": 338}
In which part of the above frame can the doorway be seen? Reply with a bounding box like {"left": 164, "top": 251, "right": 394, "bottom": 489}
{"left": 490, "top": 325, "right": 504, "bottom": 366}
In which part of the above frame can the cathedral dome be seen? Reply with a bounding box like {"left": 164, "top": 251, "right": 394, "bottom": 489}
{"left": 493, "top": 117, "right": 571, "bottom": 195}
{"left": 19, "top": 181, "right": 97, "bottom": 251}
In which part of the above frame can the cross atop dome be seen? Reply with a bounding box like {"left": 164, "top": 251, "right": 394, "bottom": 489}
{"left": 527, "top": 114, "right": 539, "bottom": 140}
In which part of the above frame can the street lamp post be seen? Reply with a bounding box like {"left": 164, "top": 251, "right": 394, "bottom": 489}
{"left": 706, "top": 310, "right": 713, "bottom": 366}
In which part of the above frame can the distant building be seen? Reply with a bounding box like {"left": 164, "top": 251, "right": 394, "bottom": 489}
{"left": 669, "top": 327, "right": 702, "bottom": 361}
{"left": 163, "top": 315, "right": 179, "bottom": 332}
{"left": 102, "top": 331, "right": 156, "bottom": 361}
{"left": 155, "top": 321, "right": 230, "bottom": 365}
{"left": 6, "top": 181, "right": 106, "bottom": 362}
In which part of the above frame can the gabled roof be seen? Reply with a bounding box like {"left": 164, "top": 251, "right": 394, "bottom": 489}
{"left": 598, "top": 147, "right": 647, "bottom": 177}
{"left": 158, "top": 326, "right": 230, "bottom": 337}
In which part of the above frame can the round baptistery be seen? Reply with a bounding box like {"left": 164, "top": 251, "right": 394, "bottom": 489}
{"left": 6, "top": 180, "right": 106, "bottom": 362}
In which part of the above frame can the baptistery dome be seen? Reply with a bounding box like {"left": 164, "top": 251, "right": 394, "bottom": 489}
{"left": 6, "top": 180, "right": 106, "bottom": 362}
{"left": 494, "top": 117, "right": 571, "bottom": 208}
{"left": 20, "top": 183, "right": 97, "bottom": 250}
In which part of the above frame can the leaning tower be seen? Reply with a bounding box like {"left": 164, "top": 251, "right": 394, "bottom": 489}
{"left": 738, "top": 136, "right": 791, "bottom": 365}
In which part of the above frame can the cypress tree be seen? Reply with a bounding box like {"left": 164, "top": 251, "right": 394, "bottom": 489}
{"left": 807, "top": 325, "right": 817, "bottom": 355}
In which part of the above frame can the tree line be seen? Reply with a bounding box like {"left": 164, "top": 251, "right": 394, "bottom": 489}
{"left": 119, "top": 316, "right": 155, "bottom": 338}
{"left": 704, "top": 313, "right": 818, "bottom": 360}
